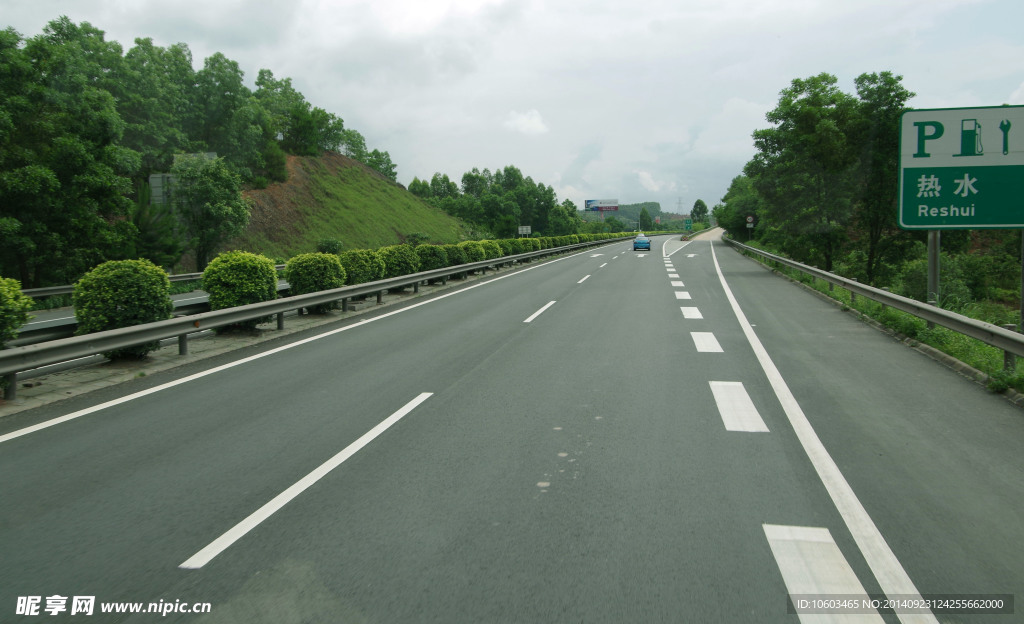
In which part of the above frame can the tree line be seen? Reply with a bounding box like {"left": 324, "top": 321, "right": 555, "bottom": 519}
{"left": 0, "top": 16, "right": 396, "bottom": 286}
{"left": 714, "top": 71, "right": 1019, "bottom": 312}
{"left": 408, "top": 166, "right": 584, "bottom": 238}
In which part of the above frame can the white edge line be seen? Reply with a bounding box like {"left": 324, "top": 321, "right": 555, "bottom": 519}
{"left": 179, "top": 392, "right": 433, "bottom": 569}
{"left": 710, "top": 240, "right": 937, "bottom": 624}
{"left": 1, "top": 250, "right": 594, "bottom": 444}
{"left": 524, "top": 301, "right": 557, "bottom": 323}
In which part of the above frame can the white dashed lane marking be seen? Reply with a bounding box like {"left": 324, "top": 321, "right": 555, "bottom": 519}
{"left": 709, "top": 381, "right": 769, "bottom": 432}
{"left": 691, "top": 332, "right": 723, "bottom": 352}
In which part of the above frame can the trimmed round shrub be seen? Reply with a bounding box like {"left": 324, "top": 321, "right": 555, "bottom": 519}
{"left": 496, "top": 239, "right": 515, "bottom": 256}
{"left": 202, "top": 251, "right": 278, "bottom": 331}
{"left": 0, "top": 277, "right": 34, "bottom": 349}
{"left": 459, "top": 241, "right": 485, "bottom": 263}
{"left": 480, "top": 240, "right": 502, "bottom": 259}
{"left": 415, "top": 244, "right": 449, "bottom": 273}
{"left": 73, "top": 259, "right": 174, "bottom": 359}
{"left": 284, "top": 252, "right": 347, "bottom": 313}
{"left": 338, "top": 249, "right": 385, "bottom": 285}
{"left": 378, "top": 244, "right": 421, "bottom": 279}
{"left": 507, "top": 238, "right": 526, "bottom": 255}
{"left": 442, "top": 244, "right": 467, "bottom": 267}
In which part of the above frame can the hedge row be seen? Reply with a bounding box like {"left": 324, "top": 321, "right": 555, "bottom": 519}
{"left": 0, "top": 232, "right": 631, "bottom": 363}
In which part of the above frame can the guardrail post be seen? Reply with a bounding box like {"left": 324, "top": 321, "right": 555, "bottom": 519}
{"left": 178, "top": 334, "right": 188, "bottom": 355}
{"left": 1003, "top": 325, "right": 1017, "bottom": 372}
{"left": 376, "top": 291, "right": 383, "bottom": 305}
{"left": 3, "top": 373, "right": 15, "bottom": 401}
{"left": 927, "top": 298, "right": 937, "bottom": 329}
{"left": 277, "top": 312, "right": 285, "bottom": 330}
{"left": 849, "top": 279, "right": 858, "bottom": 306}
{"left": 342, "top": 297, "right": 349, "bottom": 312}
{"left": 414, "top": 282, "right": 420, "bottom": 294}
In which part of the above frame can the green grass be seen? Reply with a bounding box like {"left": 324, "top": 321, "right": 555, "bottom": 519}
{"left": 232, "top": 156, "right": 477, "bottom": 260}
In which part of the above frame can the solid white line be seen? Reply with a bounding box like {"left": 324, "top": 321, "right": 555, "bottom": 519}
{"left": 680, "top": 307, "right": 703, "bottom": 319}
{"left": 524, "top": 301, "right": 556, "bottom": 323}
{"left": 763, "top": 524, "right": 884, "bottom": 622}
{"left": 0, "top": 249, "right": 592, "bottom": 444}
{"left": 577, "top": 275, "right": 591, "bottom": 284}
{"left": 180, "top": 392, "right": 433, "bottom": 569}
{"left": 674, "top": 291, "right": 691, "bottom": 300}
{"left": 671, "top": 281, "right": 685, "bottom": 287}
{"left": 710, "top": 242, "right": 936, "bottom": 624}
{"left": 691, "top": 332, "right": 723, "bottom": 352}
{"left": 709, "top": 381, "right": 768, "bottom": 432}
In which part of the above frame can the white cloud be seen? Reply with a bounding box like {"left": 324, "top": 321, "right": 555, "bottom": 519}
{"left": 503, "top": 110, "right": 549, "bottom": 135}
{"left": 7, "top": 0, "right": 1024, "bottom": 214}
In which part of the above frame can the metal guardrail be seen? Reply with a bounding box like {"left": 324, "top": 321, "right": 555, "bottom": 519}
{"left": 723, "top": 236, "right": 1024, "bottom": 359}
{"left": 1, "top": 239, "right": 627, "bottom": 392}
{"left": 20, "top": 265, "right": 289, "bottom": 299}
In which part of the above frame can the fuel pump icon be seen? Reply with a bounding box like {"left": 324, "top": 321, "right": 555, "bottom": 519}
{"left": 955, "top": 119, "right": 983, "bottom": 157}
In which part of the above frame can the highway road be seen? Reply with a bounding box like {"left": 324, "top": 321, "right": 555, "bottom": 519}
{"left": 1, "top": 230, "right": 1021, "bottom": 623}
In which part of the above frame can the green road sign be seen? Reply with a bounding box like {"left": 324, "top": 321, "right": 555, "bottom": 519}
{"left": 685, "top": 218, "right": 692, "bottom": 231}
{"left": 899, "top": 105, "right": 1024, "bottom": 229}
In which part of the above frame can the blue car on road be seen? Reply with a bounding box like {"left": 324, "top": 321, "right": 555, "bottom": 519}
{"left": 633, "top": 234, "right": 651, "bottom": 251}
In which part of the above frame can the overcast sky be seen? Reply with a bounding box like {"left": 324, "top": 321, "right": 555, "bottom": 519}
{"left": 7, "top": 0, "right": 1024, "bottom": 214}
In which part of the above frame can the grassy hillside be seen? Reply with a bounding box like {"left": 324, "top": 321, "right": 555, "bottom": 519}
{"left": 232, "top": 152, "right": 479, "bottom": 260}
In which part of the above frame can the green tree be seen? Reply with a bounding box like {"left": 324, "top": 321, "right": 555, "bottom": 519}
{"left": 850, "top": 71, "right": 915, "bottom": 285}
{"left": 548, "top": 201, "right": 582, "bottom": 235}
{"left": 691, "top": 199, "right": 708, "bottom": 223}
{"left": 170, "top": 155, "right": 251, "bottom": 270}
{"left": 341, "top": 128, "right": 368, "bottom": 162}
{"left": 0, "top": 19, "right": 140, "bottom": 286}
{"left": 117, "top": 38, "right": 194, "bottom": 180}
{"left": 366, "top": 149, "right": 397, "bottom": 181}
{"left": 714, "top": 175, "right": 762, "bottom": 236}
{"left": 746, "top": 73, "right": 859, "bottom": 271}
{"left": 638, "top": 207, "right": 653, "bottom": 231}
{"left": 408, "top": 177, "right": 432, "bottom": 198}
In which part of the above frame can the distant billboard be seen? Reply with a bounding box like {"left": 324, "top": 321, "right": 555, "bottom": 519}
{"left": 585, "top": 199, "right": 619, "bottom": 211}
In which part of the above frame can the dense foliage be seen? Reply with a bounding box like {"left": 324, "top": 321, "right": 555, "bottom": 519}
{"left": 0, "top": 16, "right": 397, "bottom": 285}
{"left": 409, "top": 166, "right": 584, "bottom": 238}
{"left": 72, "top": 259, "right": 173, "bottom": 358}
{"left": 377, "top": 245, "right": 421, "bottom": 279}
{"left": 284, "top": 252, "right": 346, "bottom": 313}
{"left": 0, "top": 277, "right": 34, "bottom": 349}
{"left": 337, "top": 249, "right": 386, "bottom": 285}
{"left": 714, "top": 70, "right": 1020, "bottom": 318}
{"left": 201, "top": 251, "right": 278, "bottom": 330}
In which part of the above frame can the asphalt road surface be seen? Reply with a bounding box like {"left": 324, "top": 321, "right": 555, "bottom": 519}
{"left": 2, "top": 230, "right": 1021, "bottom": 623}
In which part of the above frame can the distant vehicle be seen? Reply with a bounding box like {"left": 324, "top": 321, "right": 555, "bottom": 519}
{"left": 633, "top": 234, "right": 651, "bottom": 251}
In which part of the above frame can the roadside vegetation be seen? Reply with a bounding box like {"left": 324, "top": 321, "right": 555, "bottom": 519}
{"left": 0, "top": 16, "right": 397, "bottom": 286}
{"left": 716, "top": 70, "right": 1022, "bottom": 393}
